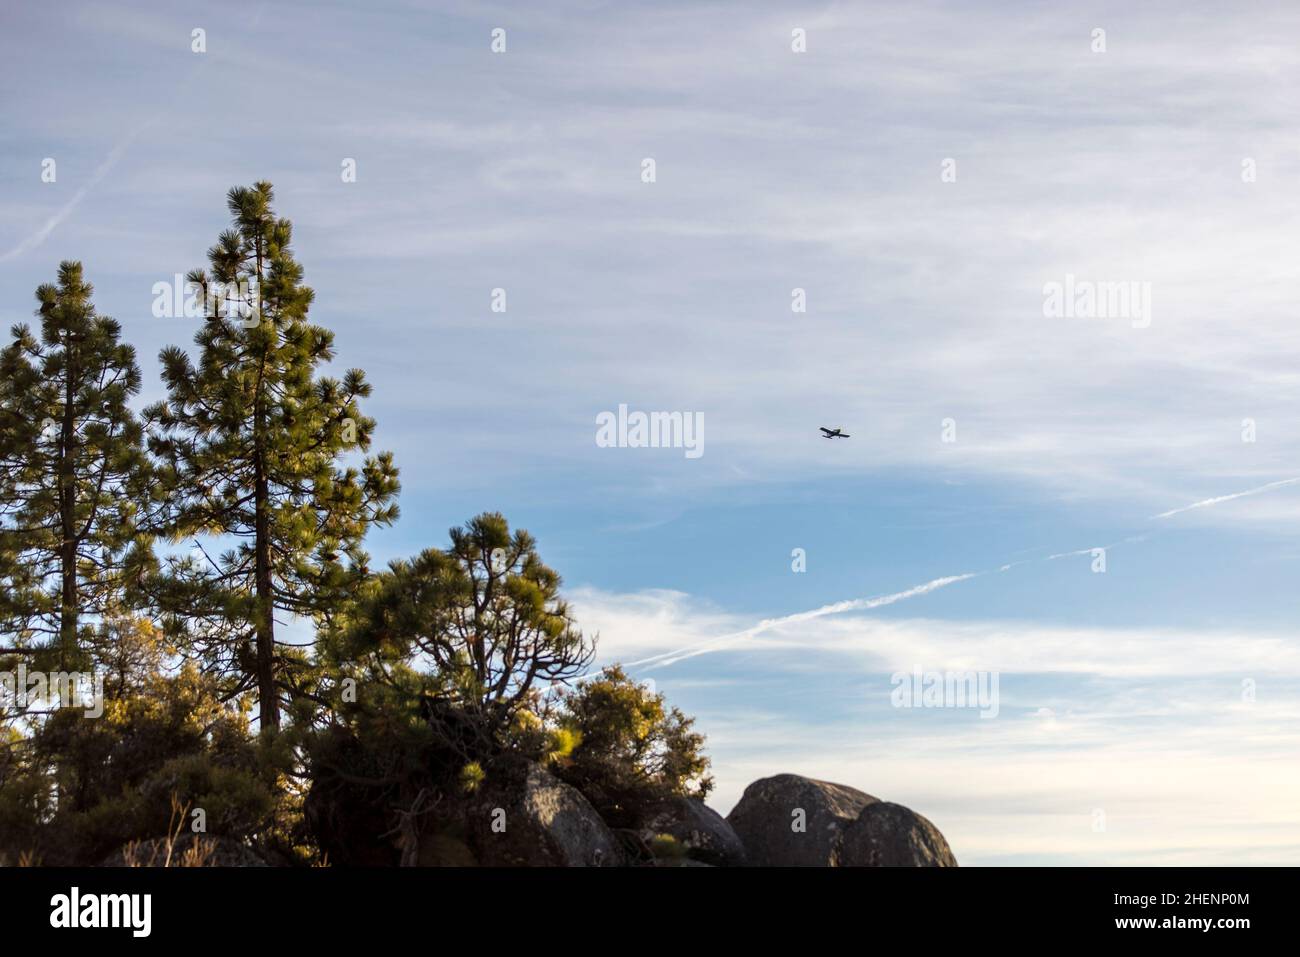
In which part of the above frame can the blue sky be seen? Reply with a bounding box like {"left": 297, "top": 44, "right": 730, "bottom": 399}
{"left": 4, "top": 0, "right": 1300, "bottom": 865}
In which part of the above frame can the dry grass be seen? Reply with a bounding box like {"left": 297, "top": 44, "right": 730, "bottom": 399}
{"left": 120, "top": 794, "right": 216, "bottom": 867}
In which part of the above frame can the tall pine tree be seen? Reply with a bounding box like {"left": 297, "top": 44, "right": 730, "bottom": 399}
{"left": 0, "top": 262, "right": 149, "bottom": 668}
{"left": 148, "top": 182, "right": 399, "bottom": 732}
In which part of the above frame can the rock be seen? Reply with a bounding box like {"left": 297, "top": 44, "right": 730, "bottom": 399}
{"left": 726, "top": 773, "right": 878, "bottom": 866}
{"left": 99, "top": 835, "right": 267, "bottom": 867}
{"left": 416, "top": 831, "right": 478, "bottom": 867}
{"left": 838, "top": 801, "right": 958, "bottom": 867}
{"left": 467, "top": 762, "right": 623, "bottom": 866}
{"left": 634, "top": 797, "right": 747, "bottom": 866}
{"left": 658, "top": 858, "right": 714, "bottom": 867}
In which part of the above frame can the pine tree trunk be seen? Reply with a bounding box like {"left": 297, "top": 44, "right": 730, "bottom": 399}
{"left": 252, "top": 234, "right": 278, "bottom": 732}
{"left": 253, "top": 454, "right": 278, "bottom": 732}
{"left": 58, "top": 344, "right": 77, "bottom": 668}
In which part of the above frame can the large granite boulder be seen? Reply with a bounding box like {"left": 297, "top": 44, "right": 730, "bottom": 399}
{"left": 632, "top": 796, "right": 747, "bottom": 866}
{"left": 837, "top": 801, "right": 958, "bottom": 867}
{"left": 726, "top": 773, "right": 878, "bottom": 866}
{"left": 466, "top": 762, "right": 623, "bottom": 866}
{"left": 415, "top": 831, "right": 478, "bottom": 867}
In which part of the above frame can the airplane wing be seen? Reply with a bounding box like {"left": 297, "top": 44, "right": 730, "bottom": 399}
{"left": 819, "top": 427, "right": 835, "bottom": 435}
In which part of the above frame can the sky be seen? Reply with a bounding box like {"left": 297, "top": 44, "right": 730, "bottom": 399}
{"left": 3, "top": 0, "right": 1300, "bottom": 865}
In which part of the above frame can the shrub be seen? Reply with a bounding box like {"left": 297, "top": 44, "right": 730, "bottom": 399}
{"left": 551, "top": 665, "right": 713, "bottom": 827}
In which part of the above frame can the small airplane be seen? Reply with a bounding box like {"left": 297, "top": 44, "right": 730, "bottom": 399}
{"left": 819, "top": 427, "right": 850, "bottom": 439}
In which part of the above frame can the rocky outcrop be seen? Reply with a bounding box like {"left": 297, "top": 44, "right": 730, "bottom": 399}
{"left": 414, "top": 831, "right": 478, "bottom": 867}
{"left": 305, "top": 760, "right": 955, "bottom": 868}
{"left": 726, "top": 773, "right": 878, "bottom": 866}
{"left": 837, "top": 801, "right": 957, "bottom": 866}
{"left": 464, "top": 763, "right": 623, "bottom": 866}
{"left": 632, "top": 796, "right": 747, "bottom": 866}
{"left": 723, "top": 773, "right": 956, "bottom": 867}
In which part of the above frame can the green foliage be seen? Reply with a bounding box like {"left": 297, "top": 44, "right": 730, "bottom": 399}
{"left": 0, "top": 186, "right": 716, "bottom": 868}
{"left": 552, "top": 665, "right": 713, "bottom": 826}
{"left": 0, "top": 262, "right": 150, "bottom": 669}
{"left": 330, "top": 512, "right": 594, "bottom": 748}
{"left": 544, "top": 724, "right": 582, "bottom": 765}
{"left": 648, "top": 833, "right": 688, "bottom": 860}
{"left": 304, "top": 518, "right": 713, "bottom": 860}
{"left": 0, "top": 629, "right": 278, "bottom": 865}
{"left": 146, "top": 182, "right": 399, "bottom": 732}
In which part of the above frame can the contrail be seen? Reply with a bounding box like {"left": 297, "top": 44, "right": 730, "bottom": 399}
{"left": 623, "top": 537, "right": 1144, "bottom": 671}
{"left": 613, "top": 474, "right": 1299, "bottom": 673}
{"left": 1150, "top": 477, "right": 1300, "bottom": 520}
{"left": 624, "top": 572, "right": 980, "bottom": 670}
{"left": 1, "top": 45, "right": 219, "bottom": 264}
{"left": 1045, "top": 546, "right": 1098, "bottom": 560}
{"left": 1045, "top": 535, "right": 1142, "bottom": 560}
{"left": 0, "top": 126, "right": 150, "bottom": 264}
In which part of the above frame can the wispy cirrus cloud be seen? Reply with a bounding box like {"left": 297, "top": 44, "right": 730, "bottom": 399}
{"left": 576, "top": 586, "right": 1300, "bottom": 679}
{"left": 573, "top": 585, "right": 1300, "bottom": 864}
{"left": 5, "top": 1, "right": 1297, "bottom": 521}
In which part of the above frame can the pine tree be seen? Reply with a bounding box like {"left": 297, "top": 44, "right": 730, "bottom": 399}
{"left": 0, "top": 262, "right": 149, "bottom": 668}
{"left": 331, "top": 512, "right": 594, "bottom": 749}
{"left": 148, "top": 182, "right": 399, "bottom": 733}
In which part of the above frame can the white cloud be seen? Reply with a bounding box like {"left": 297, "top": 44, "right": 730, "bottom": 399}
{"left": 573, "top": 585, "right": 1300, "bottom": 864}
{"left": 578, "top": 586, "right": 1300, "bottom": 678}
{"left": 8, "top": 1, "right": 1300, "bottom": 524}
